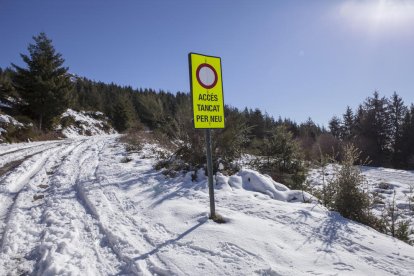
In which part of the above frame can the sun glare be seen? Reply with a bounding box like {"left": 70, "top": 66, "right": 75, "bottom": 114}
{"left": 339, "top": 0, "right": 414, "bottom": 32}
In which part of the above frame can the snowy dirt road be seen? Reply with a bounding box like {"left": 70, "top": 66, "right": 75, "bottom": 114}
{"left": 1, "top": 136, "right": 414, "bottom": 276}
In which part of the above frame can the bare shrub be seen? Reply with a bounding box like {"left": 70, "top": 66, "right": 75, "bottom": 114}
{"left": 311, "top": 133, "right": 340, "bottom": 161}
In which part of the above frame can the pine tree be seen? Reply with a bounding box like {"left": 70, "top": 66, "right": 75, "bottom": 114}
{"left": 298, "top": 117, "right": 320, "bottom": 160}
{"left": 328, "top": 116, "right": 342, "bottom": 139}
{"left": 112, "top": 94, "right": 137, "bottom": 132}
{"left": 249, "top": 108, "right": 266, "bottom": 139}
{"left": 331, "top": 144, "right": 374, "bottom": 225}
{"left": 388, "top": 92, "right": 407, "bottom": 167}
{"left": 342, "top": 106, "right": 354, "bottom": 141}
{"left": 259, "top": 125, "right": 306, "bottom": 189}
{"left": 400, "top": 105, "right": 414, "bottom": 168}
{"left": 12, "top": 32, "right": 73, "bottom": 130}
{"left": 355, "top": 92, "right": 391, "bottom": 165}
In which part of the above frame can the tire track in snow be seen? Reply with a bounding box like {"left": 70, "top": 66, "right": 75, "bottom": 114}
{"left": 0, "top": 140, "right": 86, "bottom": 275}
{"left": 72, "top": 138, "right": 138, "bottom": 274}
{"left": 0, "top": 141, "right": 73, "bottom": 240}
{"left": 0, "top": 141, "right": 72, "bottom": 178}
{"left": 79, "top": 186, "right": 170, "bottom": 275}
{"left": 0, "top": 159, "right": 30, "bottom": 178}
{"left": 74, "top": 139, "right": 178, "bottom": 275}
{"left": 72, "top": 139, "right": 157, "bottom": 274}
{"left": 0, "top": 140, "right": 62, "bottom": 157}
{"left": 0, "top": 140, "right": 69, "bottom": 173}
{"left": 30, "top": 137, "right": 123, "bottom": 275}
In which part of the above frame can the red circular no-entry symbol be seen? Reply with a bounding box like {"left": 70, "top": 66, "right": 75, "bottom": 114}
{"left": 196, "top": 63, "right": 218, "bottom": 89}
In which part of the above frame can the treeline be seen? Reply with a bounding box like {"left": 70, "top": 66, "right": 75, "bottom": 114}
{"left": 70, "top": 79, "right": 414, "bottom": 171}
{"left": 329, "top": 92, "right": 414, "bottom": 169}
{"left": 2, "top": 32, "right": 414, "bottom": 172}
{"left": 72, "top": 76, "right": 325, "bottom": 146}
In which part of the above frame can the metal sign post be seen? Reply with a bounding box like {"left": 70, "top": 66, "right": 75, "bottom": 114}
{"left": 188, "top": 52, "right": 224, "bottom": 219}
{"left": 205, "top": 128, "right": 216, "bottom": 218}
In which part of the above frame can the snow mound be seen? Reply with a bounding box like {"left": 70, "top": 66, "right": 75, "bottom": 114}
{"left": 0, "top": 114, "right": 24, "bottom": 127}
{"left": 57, "top": 109, "right": 117, "bottom": 138}
{"left": 0, "top": 114, "right": 26, "bottom": 142}
{"left": 215, "top": 169, "right": 315, "bottom": 202}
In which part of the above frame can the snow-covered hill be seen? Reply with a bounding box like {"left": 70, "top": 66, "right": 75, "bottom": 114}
{"left": 0, "top": 106, "right": 116, "bottom": 142}
{"left": 0, "top": 136, "right": 413, "bottom": 275}
{"left": 56, "top": 109, "right": 117, "bottom": 138}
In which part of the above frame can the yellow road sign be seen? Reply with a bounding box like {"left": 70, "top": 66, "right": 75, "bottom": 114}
{"left": 189, "top": 53, "right": 225, "bottom": 129}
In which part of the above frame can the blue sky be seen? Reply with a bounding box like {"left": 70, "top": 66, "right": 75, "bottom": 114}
{"left": 1, "top": 0, "right": 414, "bottom": 126}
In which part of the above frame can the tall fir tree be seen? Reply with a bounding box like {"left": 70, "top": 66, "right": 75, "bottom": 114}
{"left": 355, "top": 92, "right": 391, "bottom": 165}
{"left": 112, "top": 94, "right": 137, "bottom": 132}
{"left": 249, "top": 108, "right": 266, "bottom": 139}
{"left": 342, "top": 106, "right": 354, "bottom": 141}
{"left": 12, "top": 32, "right": 73, "bottom": 130}
{"left": 388, "top": 92, "right": 407, "bottom": 167}
{"left": 400, "top": 105, "right": 414, "bottom": 168}
{"left": 328, "top": 116, "right": 342, "bottom": 139}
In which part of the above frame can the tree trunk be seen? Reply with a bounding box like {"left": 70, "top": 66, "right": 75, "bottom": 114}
{"left": 39, "top": 114, "right": 43, "bottom": 131}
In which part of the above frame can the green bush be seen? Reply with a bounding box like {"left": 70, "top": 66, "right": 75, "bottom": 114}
{"left": 328, "top": 144, "right": 378, "bottom": 227}
{"left": 253, "top": 125, "right": 307, "bottom": 189}
{"left": 395, "top": 221, "right": 412, "bottom": 244}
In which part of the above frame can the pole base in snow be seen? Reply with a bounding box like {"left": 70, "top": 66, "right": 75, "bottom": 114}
{"left": 209, "top": 213, "right": 226, "bottom": 224}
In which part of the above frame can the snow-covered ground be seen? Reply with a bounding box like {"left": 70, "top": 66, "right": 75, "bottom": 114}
{"left": 1, "top": 136, "right": 414, "bottom": 275}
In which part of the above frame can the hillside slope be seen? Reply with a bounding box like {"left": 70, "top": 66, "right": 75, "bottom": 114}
{"left": 0, "top": 107, "right": 117, "bottom": 143}
{"left": 0, "top": 136, "right": 413, "bottom": 275}
{"left": 56, "top": 109, "right": 117, "bottom": 138}
{"left": 308, "top": 164, "right": 414, "bottom": 243}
